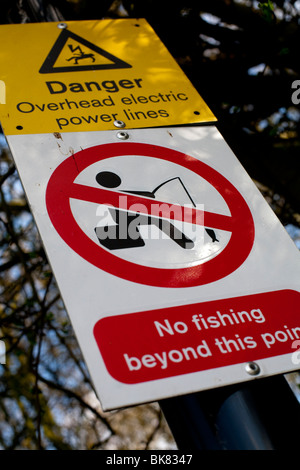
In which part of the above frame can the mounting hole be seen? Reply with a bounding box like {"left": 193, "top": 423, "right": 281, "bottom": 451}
{"left": 194, "top": 111, "right": 201, "bottom": 115}
{"left": 16, "top": 125, "right": 23, "bottom": 130}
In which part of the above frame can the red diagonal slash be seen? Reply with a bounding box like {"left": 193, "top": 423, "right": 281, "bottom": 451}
{"left": 67, "top": 182, "right": 234, "bottom": 232}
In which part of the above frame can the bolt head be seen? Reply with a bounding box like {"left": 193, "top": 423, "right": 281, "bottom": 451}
{"left": 245, "top": 362, "right": 260, "bottom": 376}
{"left": 114, "top": 120, "right": 126, "bottom": 128}
{"left": 116, "top": 131, "right": 129, "bottom": 140}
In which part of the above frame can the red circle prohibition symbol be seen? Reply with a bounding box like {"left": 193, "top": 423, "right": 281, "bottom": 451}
{"left": 46, "top": 142, "right": 255, "bottom": 288}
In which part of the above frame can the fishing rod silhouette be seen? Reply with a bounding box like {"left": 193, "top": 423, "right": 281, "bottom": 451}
{"left": 94, "top": 171, "right": 219, "bottom": 250}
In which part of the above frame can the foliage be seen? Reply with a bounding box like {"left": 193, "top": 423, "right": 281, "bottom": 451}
{"left": 258, "top": 1, "right": 275, "bottom": 23}
{"left": 1, "top": 0, "right": 300, "bottom": 449}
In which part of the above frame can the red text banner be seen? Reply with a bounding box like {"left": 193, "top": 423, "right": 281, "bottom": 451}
{"left": 94, "top": 290, "right": 300, "bottom": 384}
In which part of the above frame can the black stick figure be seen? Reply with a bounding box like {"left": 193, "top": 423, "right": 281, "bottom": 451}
{"left": 94, "top": 171, "right": 197, "bottom": 250}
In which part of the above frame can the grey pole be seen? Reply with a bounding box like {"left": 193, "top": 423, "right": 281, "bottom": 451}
{"left": 160, "top": 374, "right": 300, "bottom": 450}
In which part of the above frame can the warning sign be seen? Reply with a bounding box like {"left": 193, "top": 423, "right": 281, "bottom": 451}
{"left": 39, "top": 28, "right": 132, "bottom": 73}
{"left": 45, "top": 142, "right": 255, "bottom": 288}
{"left": 0, "top": 19, "right": 216, "bottom": 135}
{"left": 4, "top": 126, "right": 300, "bottom": 410}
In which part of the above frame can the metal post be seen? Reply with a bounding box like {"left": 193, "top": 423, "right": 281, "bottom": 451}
{"left": 159, "top": 374, "right": 300, "bottom": 450}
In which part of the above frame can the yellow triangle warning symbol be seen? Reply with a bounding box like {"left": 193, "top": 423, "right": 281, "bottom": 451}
{"left": 39, "top": 29, "right": 132, "bottom": 74}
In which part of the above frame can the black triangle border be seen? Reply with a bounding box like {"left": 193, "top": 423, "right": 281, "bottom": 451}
{"left": 39, "top": 28, "right": 132, "bottom": 74}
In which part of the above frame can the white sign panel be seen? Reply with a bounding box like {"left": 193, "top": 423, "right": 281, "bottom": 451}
{"left": 5, "top": 126, "right": 300, "bottom": 410}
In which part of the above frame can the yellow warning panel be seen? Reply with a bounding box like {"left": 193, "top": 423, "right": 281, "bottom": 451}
{"left": 0, "top": 19, "right": 216, "bottom": 135}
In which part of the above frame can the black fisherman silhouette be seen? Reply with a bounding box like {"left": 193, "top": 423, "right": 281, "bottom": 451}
{"left": 94, "top": 171, "right": 219, "bottom": 250}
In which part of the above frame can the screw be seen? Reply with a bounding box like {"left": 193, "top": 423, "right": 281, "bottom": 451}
{"left": 57, "top": 23, "right": 68, "bottom": 29}
{"left": 116, "top": 131, "right": 129, "bottom": 140}
{"left": 114, "top": 120, "right": 126, "bottom": 128}
{"left": 245, "top": 362, "right": 260, "bottom": 376}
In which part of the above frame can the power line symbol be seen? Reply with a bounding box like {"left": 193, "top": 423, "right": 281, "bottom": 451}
{"left": 66, "top": 44, "right": 96, "bottom": 65}
{"left": 39, "top": 28, "right": 132, "bottom": 74}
